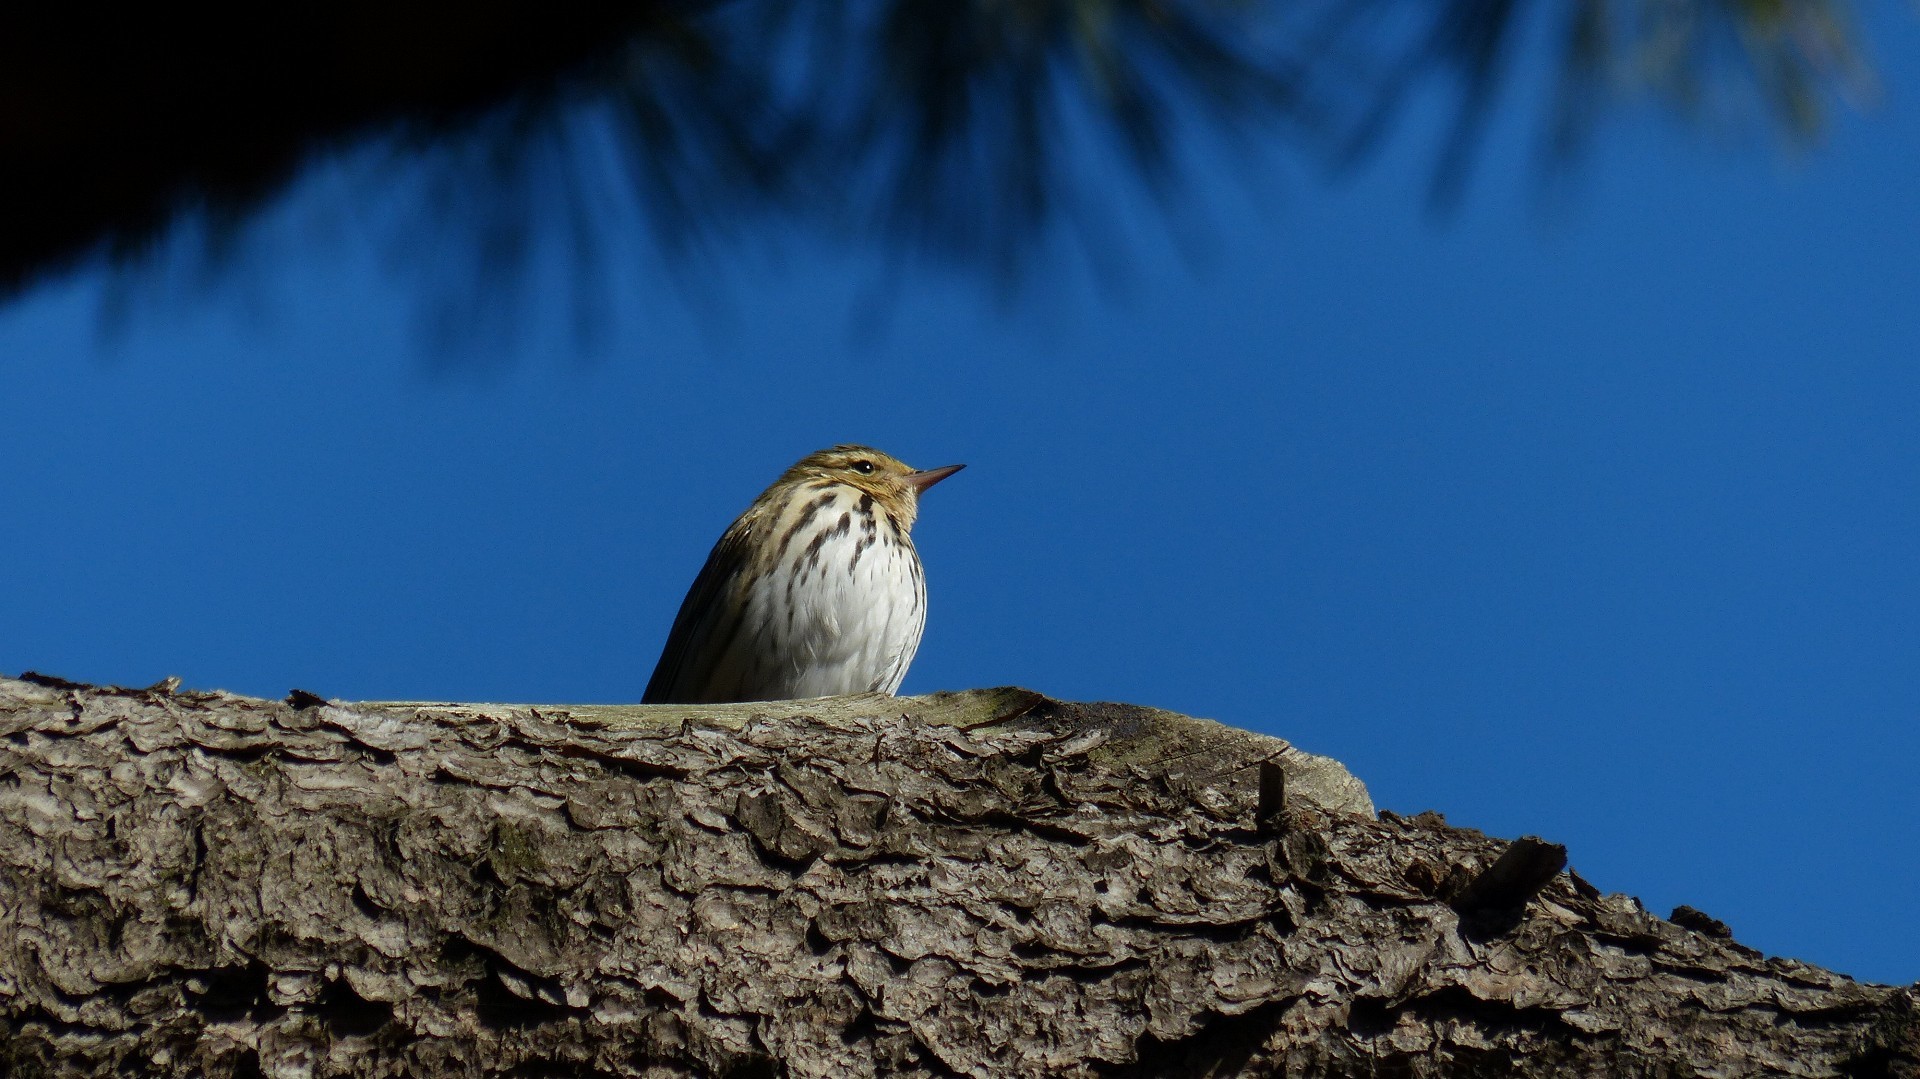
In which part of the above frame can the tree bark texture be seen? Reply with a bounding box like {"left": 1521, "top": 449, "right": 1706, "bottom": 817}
{"left": 1, "top": 674, "right": 1914, "bottom": 1077}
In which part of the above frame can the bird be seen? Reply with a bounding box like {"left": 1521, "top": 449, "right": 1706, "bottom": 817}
{"left": 643, "top": 445, "right": 964, "bottom": 704}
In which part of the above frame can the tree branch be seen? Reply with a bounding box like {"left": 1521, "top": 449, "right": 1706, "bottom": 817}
{"left": 0, "top": 674, "right": 1913, "bottom": 1076}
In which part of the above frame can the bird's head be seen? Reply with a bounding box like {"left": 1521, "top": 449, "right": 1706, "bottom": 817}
{"left": 778, "top": 445, "right": 964, "bottom": 530}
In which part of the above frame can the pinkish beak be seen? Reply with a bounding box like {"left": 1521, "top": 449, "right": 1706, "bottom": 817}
{"left": 907, "top": 463, "right": 965, "bottom": 493}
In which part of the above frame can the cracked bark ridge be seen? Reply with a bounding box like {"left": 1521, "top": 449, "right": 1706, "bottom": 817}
{"left": 1, "top": 674, "right": 1915, "bottom": 1078}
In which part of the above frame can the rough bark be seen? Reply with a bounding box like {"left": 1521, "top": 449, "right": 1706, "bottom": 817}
{"left": 0, "top": 673, "right": 1914, "bottom": 1078}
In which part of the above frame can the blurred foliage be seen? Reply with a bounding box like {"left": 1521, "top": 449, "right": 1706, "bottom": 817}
{"left": 0, "top": 1, "right": 1882, "bottom": 329}
{"left": 1303, "top": 0, "right": 1874, "bottom": 204}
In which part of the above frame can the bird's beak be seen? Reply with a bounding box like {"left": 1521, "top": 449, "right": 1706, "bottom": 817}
{"left": 907, "top": 464, "right": 965, "bottom": 493}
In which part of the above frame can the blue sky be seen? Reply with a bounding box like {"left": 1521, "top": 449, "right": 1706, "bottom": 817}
{"left": 4, "top": 12, "right": 1917, "bottom": 985}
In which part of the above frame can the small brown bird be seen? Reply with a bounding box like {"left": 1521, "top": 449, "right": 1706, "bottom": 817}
{"left": 643, "top": 445, "right": 964, "bottom": 704}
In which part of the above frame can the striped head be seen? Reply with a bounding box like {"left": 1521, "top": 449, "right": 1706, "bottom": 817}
{"left": 765, "top": 445, "right": 964, "bottom": 533}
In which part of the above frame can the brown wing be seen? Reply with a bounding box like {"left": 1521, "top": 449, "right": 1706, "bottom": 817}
{"left": 642, "top": 522, "right": 756, "bottom": 704}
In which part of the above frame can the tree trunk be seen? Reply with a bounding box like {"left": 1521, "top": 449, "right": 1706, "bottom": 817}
{"left": 1, "top": 673, "right": 1914, "bottom": 1077}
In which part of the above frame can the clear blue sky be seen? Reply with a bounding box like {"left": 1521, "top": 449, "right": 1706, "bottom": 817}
{"left": 4, "top": 13, "right": 1916, "bottom": 986}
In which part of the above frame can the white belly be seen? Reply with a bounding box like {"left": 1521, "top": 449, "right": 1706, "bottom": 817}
{"left": 729, "top": 495, "right": 926, "bottom": 700}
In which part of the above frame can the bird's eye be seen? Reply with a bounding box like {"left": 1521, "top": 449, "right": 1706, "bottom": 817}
{"left": 850, "top": 460, "right": 875, "bottom": 475}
